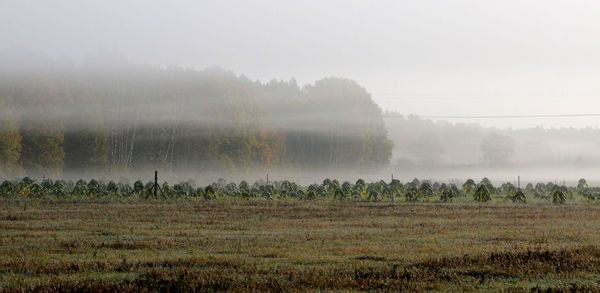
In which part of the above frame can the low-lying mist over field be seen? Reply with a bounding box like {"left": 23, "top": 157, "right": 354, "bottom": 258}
{"left": 0, "top": 53, "right": 599, "bottom": 184}
{"left": 384, "top": 114, "right": 600, "bottom": 184}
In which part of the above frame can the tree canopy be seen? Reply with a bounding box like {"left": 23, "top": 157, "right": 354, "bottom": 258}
{"left": 0, "top": 61, "right": 392, "bottom": 176}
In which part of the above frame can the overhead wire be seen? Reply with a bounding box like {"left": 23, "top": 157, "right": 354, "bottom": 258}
{"left": 385, "top": 113, "right": 600, "bottom": 119}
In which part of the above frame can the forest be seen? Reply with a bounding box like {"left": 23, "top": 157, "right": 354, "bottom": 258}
{"left": 0, "top": 57, "right": 392, "bottom": 177}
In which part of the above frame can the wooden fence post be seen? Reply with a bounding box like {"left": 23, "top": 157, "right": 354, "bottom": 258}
{"left": 154, "top": 170, "right": 158, "bottom": 198}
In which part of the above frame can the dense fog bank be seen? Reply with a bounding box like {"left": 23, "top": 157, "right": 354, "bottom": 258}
{"left": 385, "top": 113, "right": 600, "bottom": 168}
{"left": 2, "top": 55, "right": 600, "bottom": 183}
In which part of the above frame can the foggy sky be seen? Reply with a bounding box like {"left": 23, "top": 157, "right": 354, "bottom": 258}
{"left": 2, "top": 0, "right": 600, "bottom": 129}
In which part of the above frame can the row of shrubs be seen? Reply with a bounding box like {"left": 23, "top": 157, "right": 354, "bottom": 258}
{"left": 0, "top": 177, "right": 596, "bottom": 204}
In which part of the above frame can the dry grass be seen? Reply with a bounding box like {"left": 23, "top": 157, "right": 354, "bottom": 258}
{"left": 2, "top": 197, "right": 600, "bottom": 291}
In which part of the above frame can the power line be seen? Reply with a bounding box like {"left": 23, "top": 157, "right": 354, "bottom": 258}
{"left": 385, "top": 113, "right": 600, "bottom": 119}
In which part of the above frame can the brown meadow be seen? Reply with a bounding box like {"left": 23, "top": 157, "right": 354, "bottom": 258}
{"left": 2, "top": 198, "right": 600, "bottom": 292}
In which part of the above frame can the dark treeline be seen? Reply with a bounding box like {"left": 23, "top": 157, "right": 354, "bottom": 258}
{"left": 0, "top": 56, "right": 392, "bottom": 177}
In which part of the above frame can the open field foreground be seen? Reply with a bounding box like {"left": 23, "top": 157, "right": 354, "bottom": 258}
{"left": 3, "top": 199, "right": 600, "bottom": 292}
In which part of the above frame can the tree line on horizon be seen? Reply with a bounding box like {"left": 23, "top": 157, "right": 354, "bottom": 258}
{"left": 384, "top": 112, "right": 600, "bottom": 168}
{"left": 0, "top": 60, "right": 392, "bottom": 177}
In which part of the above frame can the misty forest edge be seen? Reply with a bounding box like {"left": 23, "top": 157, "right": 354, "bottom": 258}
{"left": 1, "top": 58, "right": 597, "bottom": 179}
{"left": 0, "top": 59, "right": 393, "bottom": 177}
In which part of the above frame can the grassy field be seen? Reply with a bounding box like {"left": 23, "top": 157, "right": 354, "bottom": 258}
{"left": 2, "top": 197, "right": 600, "bottom": 292}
